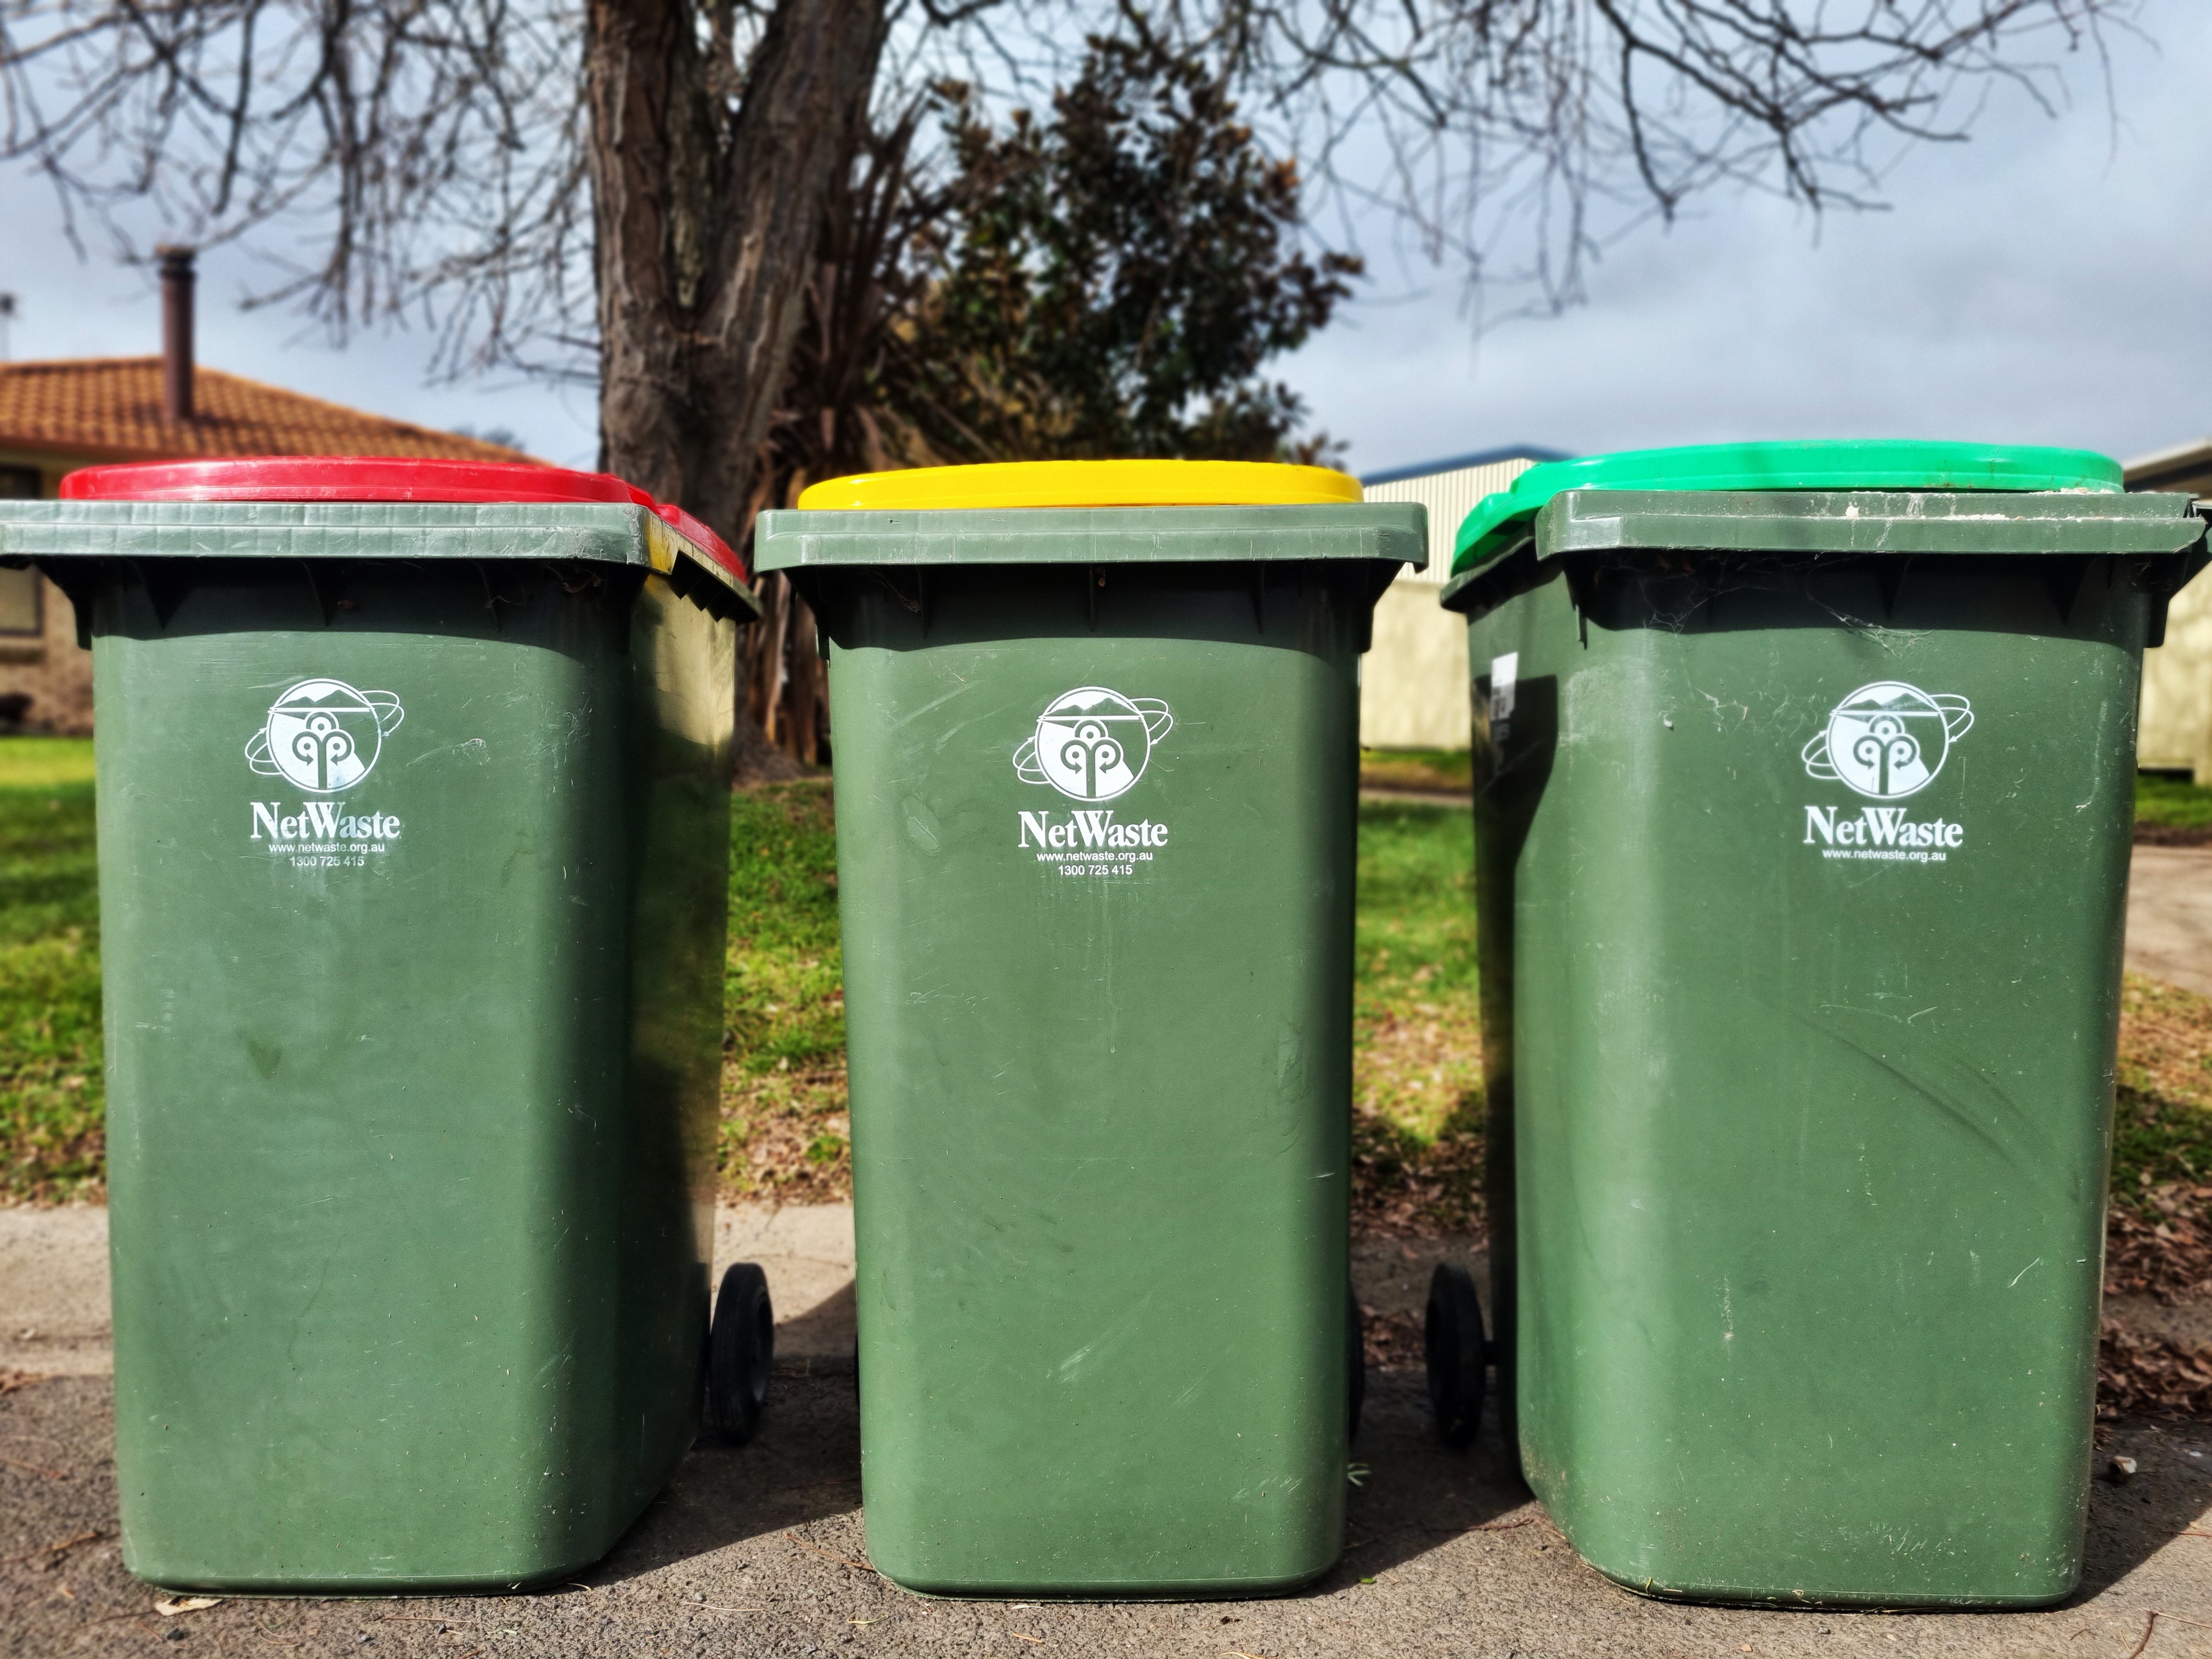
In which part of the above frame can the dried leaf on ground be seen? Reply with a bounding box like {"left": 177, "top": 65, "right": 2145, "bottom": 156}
{"left": 2105, "top": 1182, "right": 2212, "bottom": 1304}
{"left": 1360, "top": 1306, "right": 1424, "bottom": 1372}
{"left": 719, "top": 1059, "right": 851, "bottom": 1202}
{"left": 2097, "top": 1322, "right": 2212, "bottom": 1421}
{"left": 2113, "top": 974, "right": 2212, "bottom": 1201}
{"left": 1353, "top": 1098, "right": 1485, "bottom": 1239}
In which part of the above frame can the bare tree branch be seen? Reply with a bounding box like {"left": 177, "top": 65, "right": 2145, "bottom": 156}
{"left": 0, "top": 0, "right": 2141, "bottom": 388}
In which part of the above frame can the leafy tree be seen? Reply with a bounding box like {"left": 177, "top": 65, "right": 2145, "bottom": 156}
{"left": 748, "top": 26, "right": 1355, "bottom": 761}
{"left": 771, "top": 29, "right": 1355, "bottom": 494}
{"left": 911, "top": 32, "right": 1358, "bottom": 464}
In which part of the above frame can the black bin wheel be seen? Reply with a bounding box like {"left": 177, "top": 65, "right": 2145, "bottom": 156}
{"left": 1348, "top": 1279, "right": 1367, "bottom": 1440}
{"left": 1425, "top": 1262, "right": 1486, "bottom": 1447}
{"left": 707, "top": 1261, "right": 774, "bottom": 1445}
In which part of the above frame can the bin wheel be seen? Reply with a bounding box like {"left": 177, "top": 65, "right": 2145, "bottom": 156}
{"left": 1348, "top": 1280, "right": 1367, "bottom": 1440}
{"left": 706, "top": 1262, "right": 774, "bottom": 1445}
{"left": 1425, "top": 1262, "right": 1486, "bottom": 1448}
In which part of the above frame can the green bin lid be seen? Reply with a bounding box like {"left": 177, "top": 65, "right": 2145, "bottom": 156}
{"left": 1449, "top": 441, "right": 2123, "bottom": 580}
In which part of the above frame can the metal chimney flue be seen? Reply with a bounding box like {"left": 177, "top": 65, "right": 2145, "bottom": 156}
{"left": 157, "top": 245, "right": 195, "bottom": 423}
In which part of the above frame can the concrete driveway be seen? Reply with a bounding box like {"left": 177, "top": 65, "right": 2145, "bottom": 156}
{"left": 4, "top": 1364, "right": 2210, "bottom": 1658}
{"left": 2127, "top": 845, "right": 2212, "bottom": 1000}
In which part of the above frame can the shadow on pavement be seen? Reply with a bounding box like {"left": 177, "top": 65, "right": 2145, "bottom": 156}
{"left": 1325, "top": 1371, "right": 1532, "bottom": 1587}
{"left": 2078, "top": 1416, "right": 2212, "bottom": 1601}
{"left": 769, "top": 1277, "right": 857, "bottom": 1375}
{"left": 592, "top": 1356, "right": 1517, "bottom": 1593}
{"left": 7, "top": 1368, "right": 2209, "bottom": 1659}
{"left": 580, "top": 1351, "right": 864, "bottom": 1586}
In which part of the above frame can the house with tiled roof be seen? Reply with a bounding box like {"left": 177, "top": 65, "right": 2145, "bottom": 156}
{"left": 0, "top": 247, "right": 532, "bottom": 732}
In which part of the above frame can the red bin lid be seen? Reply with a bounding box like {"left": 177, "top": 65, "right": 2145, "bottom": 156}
{"left": 61, "top": 456, "right": 651, "bottom": 505}
{"left": 60, "top": 456, "right": 749, "bottom": 584}
{"left": 651, "top": 502, "right": 749, "bottom": 584}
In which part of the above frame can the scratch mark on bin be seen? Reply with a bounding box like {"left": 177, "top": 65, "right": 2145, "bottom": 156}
{"left": 1055, "top": 1297, "right": 1151, "bottom": 1384}
{"left": 888, "top": 684, "right": 976, "bottom": 732}
{"left": 1795, "top": 1012, "right": 2054, "bottom": 1194}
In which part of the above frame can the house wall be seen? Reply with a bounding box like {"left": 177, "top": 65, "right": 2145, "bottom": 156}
{"left": 0, "top": 448, "right": 94, "bottom": 735}
{"left": 2130, "top": 456, "right": 2212, "bottom": 780}
{"left": 1359, "top": 457, "right": 1541, "bottom": 750}
{"left": 1363, "top": 582, "right": 1470, "bottom": 749}
{"left": 2141, "top": 568, "right": 2212, "bottom": 780}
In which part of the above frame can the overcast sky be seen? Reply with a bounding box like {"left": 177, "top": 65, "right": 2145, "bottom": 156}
{"left": 1, "top": 5, "right": 2204, "bottom": 479}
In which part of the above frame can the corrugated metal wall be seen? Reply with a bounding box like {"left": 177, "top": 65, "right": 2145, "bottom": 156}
{"left": 1362, "top": 458, "right": 1541, "bottom": 585}
{"left": 1357, "top": 454, "right": 1547, "bottom": 748}
{"left": 2128, "top": 441, "right": 2212, "bottom": 779}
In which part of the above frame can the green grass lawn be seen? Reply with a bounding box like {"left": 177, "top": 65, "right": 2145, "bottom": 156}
{"left": 1359, "top": 747, "right": 1471, "bottom": 794}
{"left": 3, "top": 737, "right": 2209, "bottom": 1234}
{"left": 1348, "top": 800, "right": 1485, "bottom": 1230}
{"left": 2114, "top": 974, "right": 2212, "bottom": 1199}
{"left": 2136, "top": 772, "right": 2212, "bottom": 835}
{"left": 720, "top": 781, "right": 850, "bottom": 1199}
{"left": 0, "top": 738, "right": 103, "bottom": 1200}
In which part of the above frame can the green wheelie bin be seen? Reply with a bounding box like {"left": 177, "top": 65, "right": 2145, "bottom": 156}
{"left": 1425, "top": 441, "right": 2208, "bottom": 1607}
{"left": 0, "top": 457, "right": 775, "bottom": 1591}
{"left": 755, "top": 459, "right": 1424, "bottom": 1598}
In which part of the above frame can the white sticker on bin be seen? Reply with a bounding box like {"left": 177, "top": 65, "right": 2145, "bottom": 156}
{"left": 1488, "top": 653, "right": 1517, "bottom": 736}
{"left": 244, "top": 676, "right": 407, "bottom": 873}
{"left": 1012, "top": 684, "right": 1174, "bottom": 879}
{"left": 1798, "top": 679, "right": 1974, "bottom": 867}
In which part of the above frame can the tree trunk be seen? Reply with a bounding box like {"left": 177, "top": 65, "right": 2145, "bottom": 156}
{"left": 750, "top": 572, "right": 791, "bottom": 743}
{"left": 583, "top": 0, "right": 887, "bottom": 780}
{"left": 788, "top": 590, "right": 822, "bottom": 764}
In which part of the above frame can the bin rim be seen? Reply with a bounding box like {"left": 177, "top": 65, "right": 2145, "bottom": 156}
{"left": 794, "top": 459, "right": 1361, "bottom": 511}
{"left": 1447, "top": 441, "right": 2125, "bottom": 581}
{"left": 59, "top": 456, "right": 751, "bottom": 584}
{"left": 753, "top": 499, "right": 1425, "bottom": 574}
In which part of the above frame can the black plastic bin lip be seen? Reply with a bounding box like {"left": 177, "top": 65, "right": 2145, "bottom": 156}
{"left": 1437, "top": 487, "right": 2209, "bottom": 617}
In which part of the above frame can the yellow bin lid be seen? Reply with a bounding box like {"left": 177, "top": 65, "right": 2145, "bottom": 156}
{"left": 795, "top": 459, "right": 1361, "bottom": 512}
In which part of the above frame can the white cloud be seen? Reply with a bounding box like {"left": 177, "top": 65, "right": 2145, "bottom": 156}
{"left": 1293, "top": 6, "right": 2212, "bottom": 476}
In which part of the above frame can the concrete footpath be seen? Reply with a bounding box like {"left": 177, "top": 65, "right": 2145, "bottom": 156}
{"left": 0, "top": 1208, "right": 1455, "bottom": 1383}
{"left": 0, "top": 1202, "right": 865, "bottom": 1382}
{"left": 2128, "top": 845, "right": 2212, "bottom": 1000}
{"left": 4, "top": 1209, "right": 2212, "bottom": 1658}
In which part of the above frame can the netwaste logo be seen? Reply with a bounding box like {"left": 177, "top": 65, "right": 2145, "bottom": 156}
{"left": 246, "top": 679, "right": 404, "bottom": 793}
{"left": 1801, "top": 681, "right": 1972, "bottom": 801}
{"left": 1014, "top": 686, "right": 1173, "bottom": 802}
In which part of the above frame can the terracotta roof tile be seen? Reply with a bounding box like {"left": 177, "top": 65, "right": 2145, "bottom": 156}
{"left": 0, "top": 357, "right": 538, "bottom": 465}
